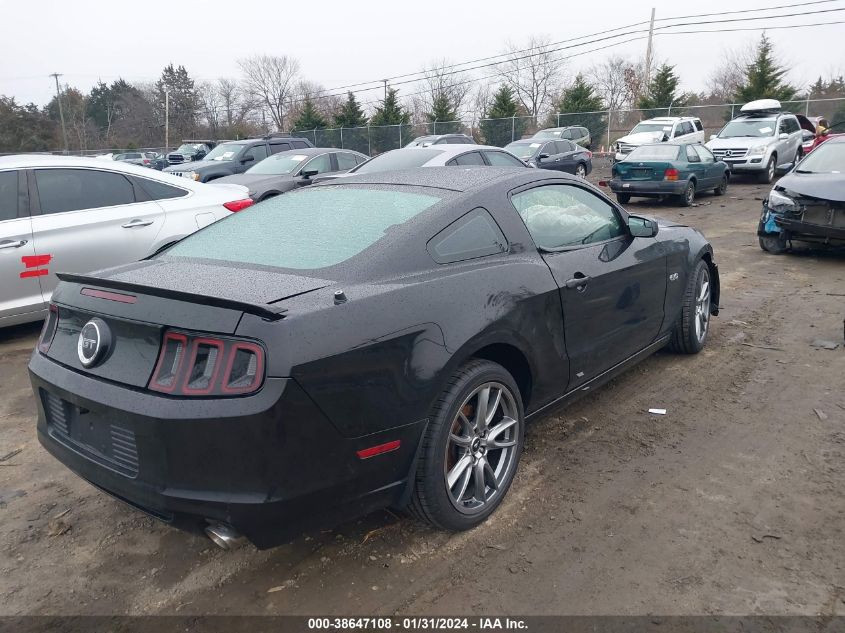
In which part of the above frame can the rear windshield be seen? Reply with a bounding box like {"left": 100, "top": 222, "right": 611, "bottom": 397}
{"left": 165, "top": 187, "right": 442, "bottom": 270}
{"left": 353, "top": 149, "right": 444, "bottom": 174}
{"left": 505, "top": 141, "right": 542, "bottom": 160}
{"left": 625, "top": 145, "right": 680, "bottom": 161}
{"left": 532, "top": 129, "right": 562, "bottom": 139}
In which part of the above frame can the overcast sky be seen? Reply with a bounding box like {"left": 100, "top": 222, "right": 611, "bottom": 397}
{"left": 1, "top": 0, "right": 842, "bottom": 108}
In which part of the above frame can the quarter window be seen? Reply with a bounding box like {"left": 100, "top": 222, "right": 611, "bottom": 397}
{"left": 35, "top": 168, "right": 135, "bottom": 214}
{"left": 686, "top": 145, "right": 701, "bottom": 162}
{"left": 135, "top": 177, "right": 189, "bottom": 200}
{"left": 693, "top": 145, "right": 715, "bottom": 162}
{"left": 336, "top": 152, "right": 360, "bottom": 171}
{"left": 484, "top": 151, "right": 525, "bottom": 167}
{"left": 451, "top": 152, "right": 486, "bottom": 166}
{"left": 427, "top": 208, "right": 507, "bottom": 264}
{"left": 0, "top": 171, "right": 18, "bottom": 221}
{"left": 511, "top": 184, "right": 625, "bottom": 250}
{"left": 693, "top": 120, "right": 703, "bottom": 131}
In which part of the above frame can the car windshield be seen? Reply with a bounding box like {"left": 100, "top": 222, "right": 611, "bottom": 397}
{"left": 625, "top": 145, "right": 680, "bottom": 161}
{"left": 406, "top": 136, "right": 437, "bottom": 147}
{"left": 505, "top": 141, "right": 543, "bottom": 160}
{"left": 718, "top": 118, "right": 777, "bottom": 138}
{"left": 204, "top": 143, "right": 242, "bottom": 161}
{"left": 353, "top": 149, "right": 445, "bottom": 174}
{"left": 795, "top": 142, "right": 845, "bottom": 173}
{"left": 246, "top": 153, "right": 309, "bottom": 175}
{"left": 165, "top": 187, "right": 442, "bottom": 270}
{"left": 631, "top": 122, "right": 672, "bottom": 135}
{"left": 176, "top": 144, "right": 201, "bottom": 153}
{"left": 532, "top": 129, "right": 563, "bottom": 139}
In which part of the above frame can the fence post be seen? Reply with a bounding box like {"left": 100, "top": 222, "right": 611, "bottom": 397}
{"left": 367, "top": 126, "right": 371, "bottom": 156}
{"left": 606, "top": 109, "right": 611, "bottom": 152}
{"left": 511, "top": 116, "right": 515, "bottom": 143}
{"left": 805, "top": 98, "right": 810, "bottom": 116}
{"left": 340, "top": 126, "right": 344, "bottom": 149}
{"left": 433, "top": 120, "right": 436, "bottom": 135}
{"left": 557, "top": 113, "right": 560, "bottom": 127}
{"left": 398, "top": 123, "right": 402, "bottom": 148}
{"left": 313, "top": 130, "right": 317, "bottom": 145}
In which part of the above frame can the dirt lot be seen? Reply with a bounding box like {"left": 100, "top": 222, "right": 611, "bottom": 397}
{"left": 1, "top": 166, "right": 844, "bottom": 617}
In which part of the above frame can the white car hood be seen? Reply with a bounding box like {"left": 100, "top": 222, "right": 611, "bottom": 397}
{"left": 706, "top": 136, "right": 771, "bottom": 150}
{"left": 617, "top": 131, "right": 666, "bottom": 145}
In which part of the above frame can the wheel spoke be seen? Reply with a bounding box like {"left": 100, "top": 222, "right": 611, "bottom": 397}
{"left": 487, "top": 417, "right": 517, "bottom": 445}
{"left": 453, "top": 463, "right": 472, "bottom": 501}
{"left": 485, "top": 388, "right": 502, "bottom": 426}
{"left": 697, "top": 280, "right": 709, "bottom": 304}
{"left": 483, "top": 459, "right": 498, "bottom": 490}
{"left": 447, "top": 453, "right": 473, "bottom": 490}
{"left": 450, "top": 433, "right": 472, "bottom": 448}
{"left": 474, "top": 387, "right": 491, "bottom": 432}
{"left": 473, "top": 460, "right": 487, "bottom": 502}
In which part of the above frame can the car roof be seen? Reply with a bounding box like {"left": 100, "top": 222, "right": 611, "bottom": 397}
{"left": 0, "top": 154, "right": 156, "bottom": 171}
{"left": 327, "top": 166, "right": 570, "bottom": 193}
{"left": 273, "top": 147, "right": 363, "bottom": 157}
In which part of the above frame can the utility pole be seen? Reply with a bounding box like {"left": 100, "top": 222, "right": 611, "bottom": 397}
{"left": 164, "top": 87, "right": 170, "bottom": 151}
{"left": 644, "top": 8, "right": 656, "bottom": 90}
{"left": 50, "top": 72, "right": 68, "bottom": 154}
{"left": 383, "top": 79, "right": 388, "bottom": 100}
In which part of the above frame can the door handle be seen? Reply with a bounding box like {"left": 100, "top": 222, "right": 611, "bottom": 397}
{"left": 121, "top": 219, "right": 155, "bottom": 228}
{"left": 554, "top": 158, "right": 561, "bottom": 162}
{"left": 564, "top": 274, "right": 590, "bottom": 290}
{"left": 0, "top": 239, "right": 27, "bottom": 250}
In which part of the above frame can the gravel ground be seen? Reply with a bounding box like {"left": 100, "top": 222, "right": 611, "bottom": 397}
{"left": 1, "top": 166, "right": 843, "bottom": 616}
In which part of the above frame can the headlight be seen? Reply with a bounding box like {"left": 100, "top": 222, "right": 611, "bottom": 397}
{"left": 748, "top": 144, "right": 768, "bottom": 156}
{"left": 768, "top": 189, "right": 796, "bottom": 214}
{"left": 184, "top": 171, "right": 200, "bottom": 181}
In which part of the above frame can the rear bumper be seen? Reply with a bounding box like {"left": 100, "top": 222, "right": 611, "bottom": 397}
{"left": 609, "top": 179, "right": 687, "bottom": 196}
{"left": 29, "top": 352, "right": 425, "bottom": 548}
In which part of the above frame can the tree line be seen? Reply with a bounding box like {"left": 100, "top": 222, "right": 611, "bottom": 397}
{"left": 2, "top": 33, "right": 844, "bottom": 154}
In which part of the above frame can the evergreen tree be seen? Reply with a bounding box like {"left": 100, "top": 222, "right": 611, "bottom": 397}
{"left": 548, "top": 74, "right": 606, "bottom": 146}
{"left": 637, "top": 64, "right": 688, "bottom": 118}
{"left": 480, "top": 85, "right": 523, "bottom": 146}
{"left": 292, "top": 97, "right": 328, "bottom": 131}
{"left": 333, "top": 91, "right": 368, "bottom": 128}
{"left": 154, "top": 64, "right": 199, "bottom": 143}
{"left": 0, "top": 96, "right": 56, "bottom": 152}
{"left": 369, "top": 88, "right": 412, "bottom": 153}
{"left": 425, "top": 93, "right": 461, "bottom": 134}
{"left": 734, "top": 34, "right": 797, "bottom": 103}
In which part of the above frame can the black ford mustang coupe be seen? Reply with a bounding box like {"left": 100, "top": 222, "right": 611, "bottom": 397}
{"left": 30, "top": 168, "right": 719, "bottom": 549}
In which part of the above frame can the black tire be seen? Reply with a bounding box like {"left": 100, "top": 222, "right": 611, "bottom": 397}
{"left": 669, "top": 259, "right": 712, "bottom": 354}
{"left": 616, "top": 193, "right": 631, "bottom": 204}
{"left": 758, "top": 156, "right": 776, "bottom": 183}
{"left": 677, "top": 180, "right": 696, "bottom": 207}
{"left": 575, "top": 163, "right": 587, "bottom": 178}
{"left": 408, "top": 359, "right": 525, "bottom": 531}
{"left": 759, "top": 233, "right": 788, "bottom": 254}
{"left": 714, "top": 174, "right": 728, "bottom": 196}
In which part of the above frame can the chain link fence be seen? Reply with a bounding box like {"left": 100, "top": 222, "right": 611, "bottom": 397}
{"left": 8, "top": 98, "right": 844, "bottom": 158}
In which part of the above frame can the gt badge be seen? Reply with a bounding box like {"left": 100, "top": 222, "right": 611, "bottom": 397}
{"left": 77, "top": 318, "right": 112, "bottom": 368}
{"left": 669, "top": 272, "right": 679, "bottom": 281}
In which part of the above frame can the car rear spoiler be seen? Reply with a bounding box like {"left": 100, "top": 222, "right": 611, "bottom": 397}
{"left": 55, "top": 272, "right": 287, "bottom": 321}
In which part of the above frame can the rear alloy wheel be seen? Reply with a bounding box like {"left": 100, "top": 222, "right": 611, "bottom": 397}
{"left": 759, "top": 156, "right": 776, "bottom": 183}
{"left": 714, "top": 174, "right": 728, "bottom": 196}
{"left": 575, "top": 163, "right": 587, "bottom": 178}
{"left": 408, "top": 360, "right": 524, "bottom": 531}
{"left": 616, "top": 193, "right": 631, "bottom": 204}
{"left": 678, "top": 181, "right": 696, "bottom": 207}
{"left": 759, "top": 233, "right": 788, "bottom": 254}
{"left": 670, "top": 258, "right": 712, "bottom": 354}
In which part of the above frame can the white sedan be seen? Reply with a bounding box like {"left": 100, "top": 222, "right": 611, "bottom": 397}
{"left": 0, "top": 155, "right": 252, "bottom": 327}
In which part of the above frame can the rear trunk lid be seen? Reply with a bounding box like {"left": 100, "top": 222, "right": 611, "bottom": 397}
{"left": 616, "top": 161, "right": 672, "bottom": 181}
{"left": 46, "top": 259, "right": 332, "bottom": 388}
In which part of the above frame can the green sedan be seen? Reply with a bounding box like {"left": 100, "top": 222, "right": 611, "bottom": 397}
{"left": 609, "top": 142, "right": 730, "bottom": 207}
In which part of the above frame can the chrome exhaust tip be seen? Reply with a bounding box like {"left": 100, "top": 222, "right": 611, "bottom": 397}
{"left": 205, "top": 523, "right": 245, "bottom": 550}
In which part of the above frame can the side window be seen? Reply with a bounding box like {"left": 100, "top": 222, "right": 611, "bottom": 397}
{"left": 511, "top": 184, "right": 625, "bottom": 250}
{"left": 427, "top": 208, "right": 507, "bottom": 264}
{"left": 270, "top": 143, "right": 291, "bottom": 154}
{"left": 785, "top": 117, "right": 800, "bottom": 134}
{"left": 292, "top": 141, "right": 309, "bottom": 149}
{"left": 244, "top": 144, "right": 269, "bottom": 162}
{"left": 580, "top": 127, "right": 589, "bottom": 138}
{"left": 686, "top": 145, "right": 701, "bottom": 162}
{"left": 556, "top": 140, "right": 575, "bottom": 153}
{"left": 0, "top": 170, "right": 19, "bottom": 221}
{"left": 542, "top": 142, "right": 557, "bottom": 156}
{"left": 561, "top": 129, "right": 572, "bottom": 139}
{"left": 693, "top": 120, "right": 704, "bottom": 132}
{"left": 452, "top": 152, "right": 486, "bottom": 166}
{"left": 484, "top": 151, "right": 525, "bottom": 167}
{"left": 302, "top": 153, "right": 332, "bottom": 174}
{"left": 694, "top": 145, "right": 715, "bottom": 162}
{"left": 35, "top": 169, "right": 135, "bottom": 214}
{"left": 355, "top": 154, "right": 369, "bottom": 165}
{"left": 336, "top": 152, "right": 359, "bottom": 171}
{"left": 135, "top": 177, "right": 189, "bottom": 200}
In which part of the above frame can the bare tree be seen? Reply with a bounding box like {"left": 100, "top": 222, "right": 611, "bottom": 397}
{"left": 197, "top": 81, "right": 222, "bottom": 136}
{"left": 706, "top": 44, "right": 755, "bottom": 102}
{"left": 412, "top": 59, "right": 473, "bottom": 121}
{"left": 217, "top": 78, "right": 256, "bottom": 128}
{"left": 288, "top": 80, "right": 342, "bottom": 123}
{"left": 238, "top": 54, "right": 300, "bottom": 131}
{"left": 496, "top": 36, "right": 563, "bottom": 116}
{"left": 587, "top": 55, "right": 644, "bottom": 112}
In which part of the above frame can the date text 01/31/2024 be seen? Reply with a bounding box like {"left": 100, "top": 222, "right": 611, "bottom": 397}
{"left": 306, "top": 617, "right": 528, "bottom": 630}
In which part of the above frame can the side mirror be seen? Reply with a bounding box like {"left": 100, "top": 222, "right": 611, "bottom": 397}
{"left": 778, "top": 132, "right": 789, "bottom": 140}
{"left": 628, "top": 215, "right": 658, "bottom": 238}
{"left": 296, "top": 169, "right": 319, "bottom": 186}
{"left": 537, "top": 153, "right": 550, "bottom": 161}
{"left": 241, "top": 155, "right": 255, "bottom": 164}
{"left": 662, "top": 134, "right": 669, "bottom": 142}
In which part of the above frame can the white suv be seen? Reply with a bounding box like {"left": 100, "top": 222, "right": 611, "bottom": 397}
{"left": 614, "top": 116, "right": 704, "bottom": 161}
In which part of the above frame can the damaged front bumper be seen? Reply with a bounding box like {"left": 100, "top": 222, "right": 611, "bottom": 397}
{"left": 758, "top": 197, "right": 845, "bottom": 246}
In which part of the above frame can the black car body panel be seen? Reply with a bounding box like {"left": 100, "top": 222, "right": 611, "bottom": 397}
{"left": 31, "top": 168, "right": 719, "bottom": 547}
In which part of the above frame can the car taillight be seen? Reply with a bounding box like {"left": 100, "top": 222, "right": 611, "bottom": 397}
{"left": 143, "top": 159, "right": 150, "bottom": 164}
{"left": 586, "top": 151, "right": 593, "bottom": 159}
{"left": 664, "top": 168, "right": 680, "bottom": 181}
{"left": 223, "top": 198, "right": 255, "bottom": 212}
{"left": 38, "top": 304, "right": 59, "bottom": 354}
{"left": 149, "top": 330, "right": 265, "bottom": 396}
